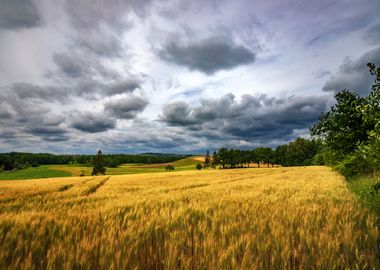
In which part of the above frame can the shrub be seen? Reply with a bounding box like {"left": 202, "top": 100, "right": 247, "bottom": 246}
{"left": 335, "top": 152, "right": 372, "bottom": 178}
{"left": 195, "top": 163, "right": 202, "bottom": 170}
{"left": 165, "top": 165, "right": 174, "bottom": 171}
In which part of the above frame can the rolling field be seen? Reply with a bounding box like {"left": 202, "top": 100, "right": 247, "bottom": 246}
{"left": 0, "top": 165, "right": 72, "bottom": 180}
{"left": 0, "top": 166, "right": 379, "bottom": 269}
{"left": 0, "top": 157, "right": 201, "bottom": 180}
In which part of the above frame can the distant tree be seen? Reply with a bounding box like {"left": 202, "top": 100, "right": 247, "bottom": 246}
{"left": 204, "top": 150, "right": 211, "bottom": 168}
{"left": 275, "top": 144, "right": 287, "bottom": 165}
{"left": 218, "top": 148, "right": 229, "bottom": 169}
{"left": 165, "top": 164, "right": 175, "bottom": 171}
{"left": 92, "top": 150, "right": 106, "bottom": 176}
{"left": 254, "top": 147, "right": 272, "bottom": 167}
{"left": 242, "top": 151, "right": 252, "bottom": 167}
{"left": 211, "top": 151, "right": 219, "bottom": 169}
{"left": 195, "top": 163, "right": 203, "bottom": 170}
{"left": 107, "top": 157, "right": 120, "bottom": 168}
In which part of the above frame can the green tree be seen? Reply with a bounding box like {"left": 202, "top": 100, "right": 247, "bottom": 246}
{"left": 310, "top": 90, "right": 369, "bottom": 159}
{"left": 211, "top": 151, "right": 219, "bottom": 169}
{"left": 165, "top": 165, "right": 175, "bottom": 171}
{"left": 204, "top": 150, "right": 211, "bottom": 168}
{"left": 254, "top": 147, "right": 273, "bottom": 167}
{"left": 311, "top": 62, "right": 380, "bottom": 176}
{"left": 92, "top": 150, "right": 106, "bottom": 176}
{"left": 195, "top": 163, "right": 202, "bottom": 170}
{"left": 218, "top": 148, "right": 228, "bottom": 169}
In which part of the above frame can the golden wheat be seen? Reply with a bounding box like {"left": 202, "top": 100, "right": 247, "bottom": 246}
{"left": 0, "top": 166, "right": 379, "bottom": 269}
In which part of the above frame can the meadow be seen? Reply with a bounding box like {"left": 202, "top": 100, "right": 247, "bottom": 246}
{"left": 0, "top": 157, "right": 201, "bottom": 180}
{"left": 0, "top": 165, "right": 72, "bottom": 180}
{"left": 0, "top": 166, "right": 379, "bottom": 269}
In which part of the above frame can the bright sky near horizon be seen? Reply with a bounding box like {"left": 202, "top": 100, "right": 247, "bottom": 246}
{"left": 0, "top": 0, "right": 380, "bottom": 154}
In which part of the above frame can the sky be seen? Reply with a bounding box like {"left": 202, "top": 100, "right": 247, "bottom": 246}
{"left": 0, "top": 0, "right": 380, "bottom": 154}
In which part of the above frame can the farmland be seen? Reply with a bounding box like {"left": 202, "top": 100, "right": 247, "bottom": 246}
{"left": 0, "top": 157, "right": 201, "bottom": 180}
{"left": 0, "top": 166, "right": 379, "bottom": 269}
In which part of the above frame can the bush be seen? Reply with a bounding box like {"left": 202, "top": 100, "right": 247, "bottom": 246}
{"left": 335, "top": 152, "right": 372, "bottom": 178}
{"left": 107, "top": 158, "right": 120, "bottom": 168}
{"left": 195, "top": 163, "right": 202, "bottom": 170}
{"left": 165, "top": 165, "right": 174, "bottom": 171}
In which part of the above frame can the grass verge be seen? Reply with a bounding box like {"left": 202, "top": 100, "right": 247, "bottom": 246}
{"left": 347, "top": 175, "right": 380, "bottom": 218}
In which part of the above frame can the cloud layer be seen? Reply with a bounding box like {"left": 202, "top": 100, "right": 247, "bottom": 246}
{"left": 322, "top": 46, "right": 380, "bottom": 95}
{"left": 0, "top": 0, "right": 41, "bottom": 30}
{"left": 160, "top": 38, "right": 256, "bottom": 75}
{"left": 1, "top": 0, "right": 380, "bottom": 153}
{"left": 160, "top": 93, "right": 332, "bottom": 144}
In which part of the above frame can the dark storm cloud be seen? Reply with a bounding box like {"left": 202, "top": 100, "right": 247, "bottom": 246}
{"left": 28, "top": 126, "right": 69, "bottom": 142}
{"left": 2, "top": 77, "right": 142, "bottom": 108}
{"left": 70, "top": 111, "right": 116, "bottom": 133}
{"left": 160, "top": 93, "right": 331, "bottom": 143}
{"left": 0, "top": 89, "right": 70, "bottom": 142}
{"left": 74, "top": 79, "right": 142, "bottom": 98}
{"left": 322, "top": 46, "right": 380, "bottom": 95}
{"left": 160, "top": 101, "right": 197, "bottom": 126}
{"left": 96, "top": 119, "right": 201, "bottom": 154}
{"left": 0, "top": 0, "right": 41, "bottom": 30}
{"left": 363, "top": 24, "right": 380, "bottom": 45}
{"left": 159, "top": 38, "right": 256, "bottom": 75}
{"left": 105, "top": 96, "right": 148, "bottom": 119}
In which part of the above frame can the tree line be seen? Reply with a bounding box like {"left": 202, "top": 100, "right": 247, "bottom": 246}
{"left": 0, "top": 152, "right": 188, "bottom": 172}
{"left": 201, "top": 137, "right": 322, "bottom": 169}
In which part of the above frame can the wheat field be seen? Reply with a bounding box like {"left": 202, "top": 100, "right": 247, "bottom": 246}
{"left": 0, "top": 166, "right": 379, "bottom": 269}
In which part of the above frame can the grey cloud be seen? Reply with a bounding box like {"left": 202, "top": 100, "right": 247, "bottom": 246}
{"left": 107, "top": 79, "right": 141, "bottom": 95}
{"left": 322, "top": 46, "right": 380, "bottom": 95}
{"left": 65, "top": 0, "right": 151, "bottom": 32}
{"left": 0, "top": 130, "right": 17, "bottom": 139}
{"left": 160, "top": 101, "right": 197, "bottom": 126}
{"left": 159, "top": 38, "right": 256, "bottom": 75}
{"left": 51, "top": 52, "right": 120, "bottom": 80}
{"left": 160, "top": 93, "right": 331, "bottom": 143}
{"left": 11, "top": 82, "right": 69, "bottom": 101}
{"left": 64, "top": 0, "right": 152, "bottom": 58}
{"left": 313, "top": 69, "right": 331, "bottom": 79}
{"left": 105, "top": 96, "right": 148, "bottom": 119}
{"left": 77, "top": 32, "right": 123, "bottom": 58}
{"left": 0, "top": 90, "right": 69, "bottom": 142}
{"left": 0, "top": 105, "right": 12, "bottom": 119}
{"left": 70, "top": 111, "right": 116, "bottom": 133}
{"left": 29, "top": 126, "right": 69, "bottom": 142}
{"left": 0, "top": 0, "right": 41, "bottom": 30}
{"left": 4, "top": 77, "right": 142, "bottom": 107}
{"left": 363, "top": 24, "right": 380, "bottom": 45}
{"left": 74, "top": 79, "right": 142, "bottom": 99}
{"left": 52, "top": 53, "right": 85, "bottom": 78}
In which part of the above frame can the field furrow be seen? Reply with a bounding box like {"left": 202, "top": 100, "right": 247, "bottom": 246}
{"left": 0, "top": 166, "right": 379, "bottom": 269}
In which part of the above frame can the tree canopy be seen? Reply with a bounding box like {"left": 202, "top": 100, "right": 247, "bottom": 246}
{"left": 311, "top": 63, "right": 380, "bottom": 177}
{"left": 92, "top": 150, "right": 106, "bottom": 176}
